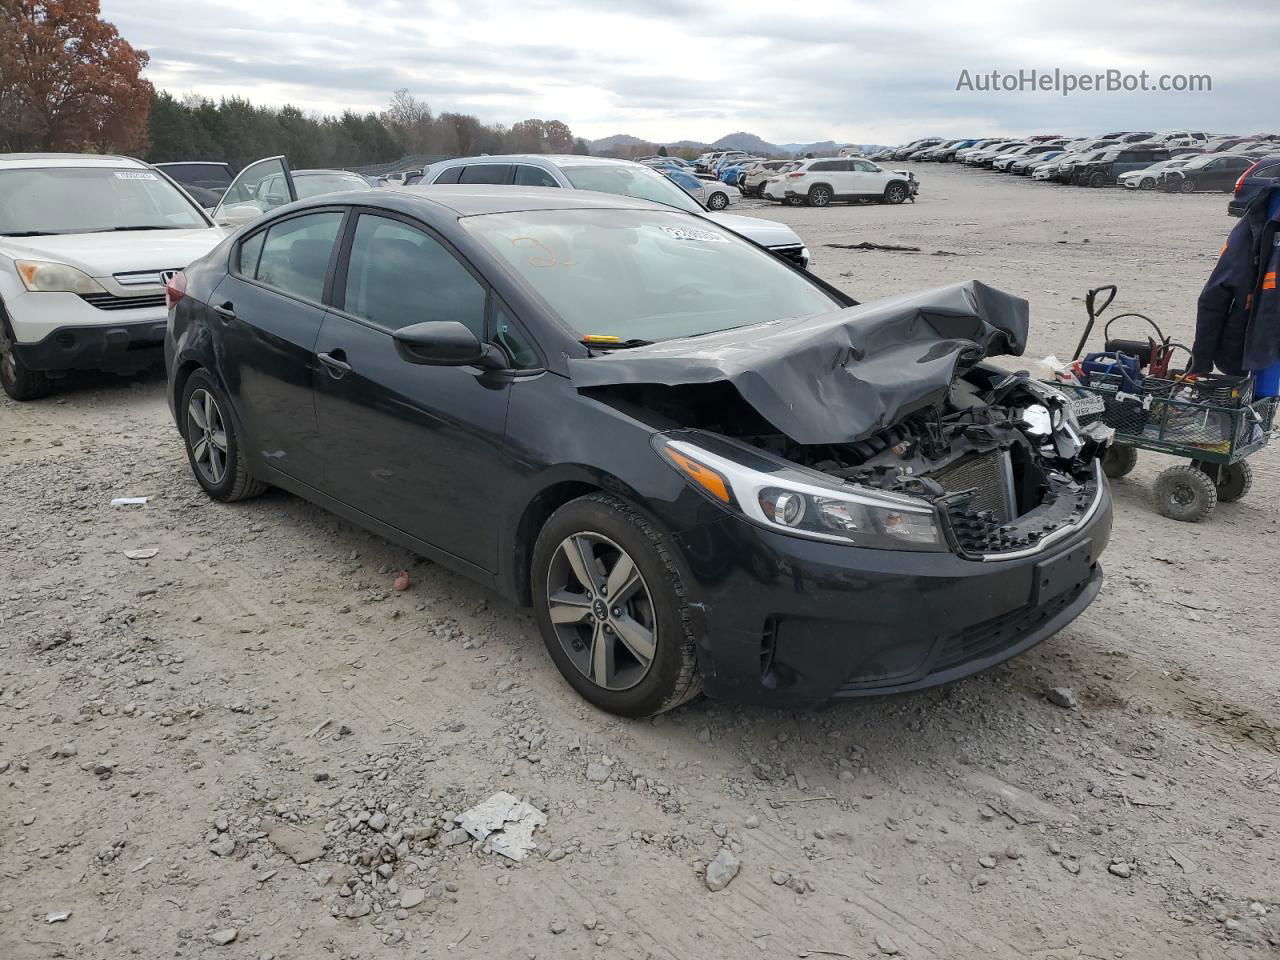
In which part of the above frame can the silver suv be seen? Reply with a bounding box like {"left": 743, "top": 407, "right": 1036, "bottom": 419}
{"left": 422, "top": 155, "right": 810, "bottom": 269}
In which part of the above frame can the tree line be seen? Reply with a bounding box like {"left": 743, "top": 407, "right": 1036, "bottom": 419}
{"left": 2, "top": 1, "right": 590, "bottom": 170}
{"left": 148, "top": 90, "right": 591, "bottom": 173}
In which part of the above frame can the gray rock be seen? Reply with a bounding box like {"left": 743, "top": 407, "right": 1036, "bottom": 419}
{"left": 585, "top": 762, "right": 611, "bottom": 783}
{"left": 704, "top": 848, "right": 740, "bottom": 892}
{"left": 267, "top": 824, "right": 326, "bottom": 864}
{"left": 209, "top": 928, "right": 238, "bottom": 945}
{"left": 345, "top": 899, "right": 371, "bottom": 919}
{"left": 744, "top": 815, "right": 760, "bottom": 829}
{"left": 546, "top": 847, "right": 567, "bottom": 862}
{"left": 770, "top": 870, "right": 790, "bottom": 885}
{"left": 875, "top": 933, "right": 901, "bottom": 955}
{"left": 1108, "top": 862, "right": 1132, "bottom": 878}
{"left": 440, "top": 828, "right": 470, "bottom": 847}
{"left": 368, "top": 811, "right": 388, "bottom": 832}
{"left": 549, "top": 919, "right": 567, "bottom": 934}
{"left": 399, "top": 887, "right": 425, "bottom": 909}
{"left": 1046, "top": 687, "right": 1078, "bottom": 709}
{"left": 978, "top": 856, "right": 996, "bottom": 869}
{"left": 210, "top": 836, "right": 235, "bottom": 857}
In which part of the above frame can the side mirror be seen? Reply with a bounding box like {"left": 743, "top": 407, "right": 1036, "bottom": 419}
{"left": 394, "top": 321, "right": 504, "bottom": 368}
{"left": 216, "top": 203, "right": 263, "bottom": 227}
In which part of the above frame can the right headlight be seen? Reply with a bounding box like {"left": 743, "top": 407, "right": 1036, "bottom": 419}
{"left": 654, "top": 435, "right": 945, "bottom": 552}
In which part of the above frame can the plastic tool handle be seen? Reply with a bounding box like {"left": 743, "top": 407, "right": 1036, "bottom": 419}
{"left": 1073, "top": 285, "right": 1119, "bottom": 361}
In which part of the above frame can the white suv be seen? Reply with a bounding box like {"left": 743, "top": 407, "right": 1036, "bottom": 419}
{"left": 764, "top": 157, "right": 918, "bottom": 207}
{"left": 0, "top": 153, "right": 224, "bottom": 400}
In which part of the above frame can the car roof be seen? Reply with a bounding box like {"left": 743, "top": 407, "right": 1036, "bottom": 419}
{"left": 432, "top": 154, "right": 639, "bottom": 169}
{"left": 0, "top": 152, "right": 147, "bottom": 169}
{"left": 374, "top": 184, "right": 682, "bottom": 217}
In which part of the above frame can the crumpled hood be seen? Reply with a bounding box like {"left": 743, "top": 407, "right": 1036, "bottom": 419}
{"left": 0, "top": 228, "right": 223, "bottom": 277}
{"left": 570, "top": 280, "right": 1029, "bottom": 445}
{"left": 705, "top": 211, "right": 803, "bottom": 249}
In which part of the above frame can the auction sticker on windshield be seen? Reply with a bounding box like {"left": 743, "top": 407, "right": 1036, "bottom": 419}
{"left": 660, "top": 225, "right": 729, "bottom": 243}
{"left": 114, "top": 171, "right": 158, "bottom": 180}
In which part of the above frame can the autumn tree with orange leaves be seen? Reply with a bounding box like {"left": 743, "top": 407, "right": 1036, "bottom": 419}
{"left": 0, "top": 0, "right": 153, "bottom": 153}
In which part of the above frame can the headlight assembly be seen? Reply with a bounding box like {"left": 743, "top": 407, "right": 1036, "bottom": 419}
{"left": 15, "top": 260, "right": 106, "bottom": 295}
{"left": 654, "top": 435, "right": 945, "bottom": 552}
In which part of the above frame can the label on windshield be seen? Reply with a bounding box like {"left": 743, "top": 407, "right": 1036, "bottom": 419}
{"left": 660, "top": 225, "right": 729, "bottom": 243}
{"left": 115, "top": 171, "right": 157, "bottom": 180}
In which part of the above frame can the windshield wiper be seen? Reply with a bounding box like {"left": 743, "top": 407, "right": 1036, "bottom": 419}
{"left": 582, "top": 337, "right": 654, "bottom": 350}
{"left": 1, "top": 230, "right": 60, "bottom": 237}
{"left": 92, "top": 225, "right": 184, "bottom": 232}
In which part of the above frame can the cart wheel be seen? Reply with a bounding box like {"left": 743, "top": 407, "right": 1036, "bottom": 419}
{"left": 1153, "top": 465, "right": 1217, "bottom": 522}
{"left": 1102, "top": 444, "right": 1138, "bottom": 479}
{"left": 1194, "top": 460, "right": 1253, "bottom": 503}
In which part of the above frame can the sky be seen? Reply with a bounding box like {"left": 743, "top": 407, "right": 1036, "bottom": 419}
{"left": 101, "top": 0, "right": 1277, "bottom": 146}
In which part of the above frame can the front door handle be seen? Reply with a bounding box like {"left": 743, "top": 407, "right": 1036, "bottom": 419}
{"left": 212, "top": 302, "right": 236, "bottom": 322}
{"left": 317, "top": 350, "right": 351, "bottom": 378}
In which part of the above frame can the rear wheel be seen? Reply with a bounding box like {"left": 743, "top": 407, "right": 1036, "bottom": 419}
{"left": 1194, "top": 460, "right": 1252, "bottom": 503}
{"left": 807, "top": 185, "right": 832, "bottom": 207}
{"left": 1102, "top": 444, "right": 1138, "bottom": 479}
{"left": 531, "top": 494, "right": 701, "bottom": 717}
{"left": 707, "top": 191, "right": 729, "bottom": 210}
{"left": 882, "top": 183, "right": 908, "bottom": 204}
{"left": 1153, "top": 465, "right": 1216, "bottom": 522}
{"left": 0, "top": 313, "right": 53, "bottom": 401}
{"left": 180, "top": 368, "right": 267, "bottom": 502}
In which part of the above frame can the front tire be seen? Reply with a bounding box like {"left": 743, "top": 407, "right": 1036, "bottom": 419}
{"left": 707, "top": 191, "right": 729, "bottom": 210}
{"left": 1102, "top": 444, "right": 1138, "bottom": 479}
{"left": 1138, "top": 177, "right": 1155, "bottom": 191}
{"left": 1088, "top": 172, "right": 1107, "bottom": 188}
{"left": 1153, "top": 465, "right": 1216, "bottom": 522}
{"left": 531, "top": 494, "right": 701, "bottom": 717}
{"left": 883, "top": 183, "right": 908, "bottom": 204}
{"left": 180, "top": 368, "right": 267, "bottom": 502}
{"left": 1179, "top": 178, "right": 1197, "bottom": 194}
{"left": 0, "top": 313, "right": 53, "bottom": 401}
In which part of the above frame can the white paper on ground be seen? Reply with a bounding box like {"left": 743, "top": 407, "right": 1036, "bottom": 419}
{"left": 456, "top": 792, "right": 546, "bottom": 861}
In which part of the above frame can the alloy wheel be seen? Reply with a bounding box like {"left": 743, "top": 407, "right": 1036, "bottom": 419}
{"left": 886, "top": 184, "right": 907, "bottom": 204}
{"left": 708, "top": 192, "right": 728, "bottom": 210}
{"left": 809, "top": 186, "right": 831, "bottom": 206}
{"left": 186, "top": 387, "right": 229, "bottom": 485}
{"left": 545, "top": 532, "right": 657, "bottom": 691}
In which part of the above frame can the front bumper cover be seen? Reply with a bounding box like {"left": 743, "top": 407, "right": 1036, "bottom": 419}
{"left": 670, "top": 481, "right": 1112, "bottom": 708}
{"left": 13, "top": 319, "right": 168, "bottom": 373}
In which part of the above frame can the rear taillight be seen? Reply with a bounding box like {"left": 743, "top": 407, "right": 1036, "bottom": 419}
{"left": 1235, "top": 161, "right": 1262, "bottom": 195}
{"left": 165, "top": 270, "right": 187, "bottom": 310}
{"left": 786, "top": 171, "right": 805, "bottom": 178}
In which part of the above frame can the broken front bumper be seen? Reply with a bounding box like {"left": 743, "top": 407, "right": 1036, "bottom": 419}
{"left": 670, "top": 482, "right": 1112, "bottom": 708}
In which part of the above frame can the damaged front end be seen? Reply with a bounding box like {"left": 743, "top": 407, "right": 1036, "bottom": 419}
{"left": 573, "top": 280, "right": 1113, "bottom": 562}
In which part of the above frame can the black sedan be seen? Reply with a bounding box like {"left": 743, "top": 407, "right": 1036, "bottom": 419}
{"left": 164, "top": 187, "right": 1112, "bottom": 716}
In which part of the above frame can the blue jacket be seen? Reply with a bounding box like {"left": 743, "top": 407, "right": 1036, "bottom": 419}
{"left": 1192, "top": 184, "right": 1280, "bottom": 374}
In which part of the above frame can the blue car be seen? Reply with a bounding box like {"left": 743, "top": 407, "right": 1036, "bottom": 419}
{"left": 1228, "top": 155, "right": 1280, "bottom": 216}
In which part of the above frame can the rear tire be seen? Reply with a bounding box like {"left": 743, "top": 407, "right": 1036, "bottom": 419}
{"left": 531, "top": 493, "right": 701, "bottom": 717}
{"left": 0, "top": 312, "right": 53, "bottom": 401}
{"left": 883, "top": 183, "right": 908, "bottom": 204}
{"left": 1195, "top": 460, "right": 1252, "bottom": 503}
{"left": 180, "top": 368, "right": 268, "bottom": 502}
{"left": 1102, "top": 444, "right": 1138, "bottom": 479}
{"left": 1153, "top": 465, "right": 1216, "bottom": 522}
{"left": 707, "top": 191, "right": 729, "bottom": 210}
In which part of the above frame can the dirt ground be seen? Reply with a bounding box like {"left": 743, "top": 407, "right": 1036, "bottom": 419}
{"left": 2, "top": 163, "right": 1277, "bottom": 960}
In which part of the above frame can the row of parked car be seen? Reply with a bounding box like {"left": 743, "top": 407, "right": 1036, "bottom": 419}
{"left": 873, "top": 132, "right": 1280, "bottom": 212}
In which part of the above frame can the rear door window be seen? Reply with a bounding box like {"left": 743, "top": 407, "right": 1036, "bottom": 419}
{"left": 458, "top": 165, "right": 513, "bottom": 185}
{"left": 514, "top": 165, "right": 559, "bottom": 187}
{"left": 433, "top": 166, "right": 463, "bottom": 184}
{"left": 252, "top": 211, "right": 344, "bottom": 303}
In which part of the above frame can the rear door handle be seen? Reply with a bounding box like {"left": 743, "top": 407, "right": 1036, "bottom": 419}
{"left": 212, "top": 302, "right": 236, "bottom": 321}
{"left": 317, "top": 350, "right": 351, "bottom": 378}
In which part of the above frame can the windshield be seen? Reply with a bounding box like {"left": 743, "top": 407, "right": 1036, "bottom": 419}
{"left": 559, "top": 164, "right": 703, "bottom": 214}
{"left": 464, "top": 208, "right": 839, "bottom": 343}
{"left": 295, "top": 172, "right": 373, "bottom": 198}
{"left": 0, "top": 167, "right": 208, "bottom": 235}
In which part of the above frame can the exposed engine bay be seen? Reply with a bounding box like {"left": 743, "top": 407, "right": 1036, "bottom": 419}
{"left": 570, "top": 281, "right": 1113, "bottom": 558}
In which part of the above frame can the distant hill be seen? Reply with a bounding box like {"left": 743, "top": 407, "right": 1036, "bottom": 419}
{"left": 587, "top": 130, "right": 890, "bottom": 158}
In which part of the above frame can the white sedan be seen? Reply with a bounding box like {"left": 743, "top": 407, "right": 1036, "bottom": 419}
{"left": 0, "top": 153, "right": 224, "bottom": 400}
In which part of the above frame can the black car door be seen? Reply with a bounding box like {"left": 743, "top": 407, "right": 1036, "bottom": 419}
{"left": 312, "top": 209, "right": 513, "bottom": 572}
{"left": 212, "top": 207, "right": 345, "bottom": 482}
{"left": 1213, "top": 157, "right": 1252, "bottom": 191}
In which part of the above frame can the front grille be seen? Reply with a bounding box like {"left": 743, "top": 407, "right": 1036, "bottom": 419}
{"left": 932, "top": 450, "right": 1015, "bottom": 522}
{"left": 770, "top": 244, "right": 807, "bottom": 267}
{"left": 113, "top": 269, "right": 179, "bottom": 287}
{"left": 79, "top": 292, "right": 167, "bottom": 312}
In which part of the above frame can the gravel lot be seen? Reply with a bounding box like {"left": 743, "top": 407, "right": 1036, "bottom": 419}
{"left": 2, "top": 163, "right": 1277, "bottom": 960}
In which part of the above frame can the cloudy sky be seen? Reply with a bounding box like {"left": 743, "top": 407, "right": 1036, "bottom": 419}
{"left": 102, "top": 0, "right": 1275, "bottom": 145}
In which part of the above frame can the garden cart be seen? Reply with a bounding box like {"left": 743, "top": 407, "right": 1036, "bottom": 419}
{"left": 1050, "top": 285, "right": 1276, "bottom": 521}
